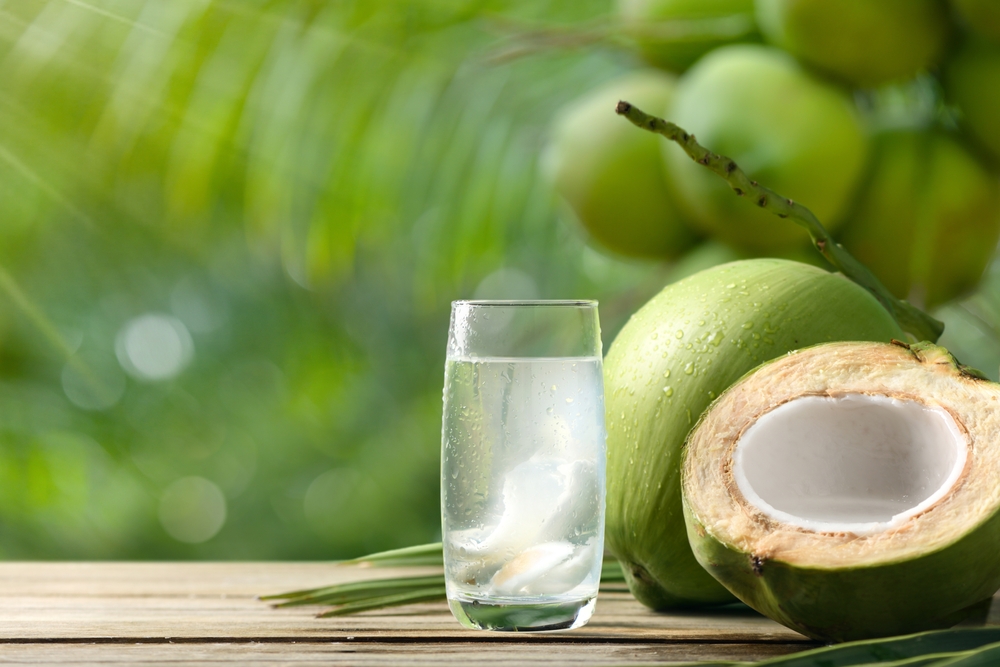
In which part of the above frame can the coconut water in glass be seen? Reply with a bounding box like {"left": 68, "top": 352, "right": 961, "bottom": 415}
{"left": 441, "top": 300, "right": 606, "bottom": 632}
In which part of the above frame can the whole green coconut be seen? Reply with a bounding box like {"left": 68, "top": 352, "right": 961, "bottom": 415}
{"left": 756, "top": 0, "right": 952, "bottom": 88}
{"left": 663, "top": 45, "right": 867, "bottom": 253}
{"left": 544, "top": 70, "right": 699, "bottom": 259}
{"left": 605, "top": 259, "right": 904, "bottom": 610}
{"left": 838, "top": 129, "right": 1000, "bottom": 308}
{"left": 945, "top": 39, "right": 1000, "bottom": 164}
{"left": 618, "top": 0, "right": 758, "bottom": 73}
{"left": 950, "top": 0, "right": 1000, "bottom": 40}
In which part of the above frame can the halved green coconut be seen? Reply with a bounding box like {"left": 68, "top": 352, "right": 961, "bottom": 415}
{"left": 682, "top": 341, "right": 1000, "bottom": 642}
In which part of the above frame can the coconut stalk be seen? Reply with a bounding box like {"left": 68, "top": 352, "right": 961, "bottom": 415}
{"left": 614, "top": 101, "right": 944, "bottom": 344}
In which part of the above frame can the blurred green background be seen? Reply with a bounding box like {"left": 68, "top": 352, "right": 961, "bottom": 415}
{"left": 3, "top": 0, "right": 1000, "bottom": 560}
{"left": 0, "top": 0, "right": 672, "bottom": 559}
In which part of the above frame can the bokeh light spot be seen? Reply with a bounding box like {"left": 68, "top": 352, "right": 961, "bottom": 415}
{"left": 158, "top": 476, "right": 226, "bottom": 544}
{"left": 116, "top": 314, "right": 193, "bottom": 381}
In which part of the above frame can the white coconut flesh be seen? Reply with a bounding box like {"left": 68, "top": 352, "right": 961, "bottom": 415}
{"left": 732, "top": 394, "right": 967, "bottom": 535}
{"left": 683, "top": 342, "right": 1000, "bottom": 569}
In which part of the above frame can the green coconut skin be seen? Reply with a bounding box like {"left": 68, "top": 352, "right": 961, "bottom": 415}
{"left": 755, "top": 0, "right": 952, "bottom": 89}
{"left": 684, "top": 508, "right": 1000, "bottom": 641}
{"left": 945, "top": 39, "right": 1000, "bottom": 165}
{"left": 837, "top": 129, "right": 1000, "bottom": 308}
{"left": 545, "top": 70, "right": 699, "bottom": 259}
{"left": 604, "top": 259, "right": 904, "bottom": 609}
{"left": 663, "top": 45, "right": 868, "bottom": 253}
{"left": 618, "top": 0, "right": 758, "bottom": 73}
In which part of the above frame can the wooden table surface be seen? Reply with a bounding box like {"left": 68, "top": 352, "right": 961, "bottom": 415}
{"left": 2, "top": 562, "right": 992, "bottom": 666}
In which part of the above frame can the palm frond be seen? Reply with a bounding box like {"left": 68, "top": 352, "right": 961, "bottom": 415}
{"left": 263, "top": 541, "right": 626, "bottom": 615}
{"left": 338, "top": 541, "right": 447, "bottom": 568}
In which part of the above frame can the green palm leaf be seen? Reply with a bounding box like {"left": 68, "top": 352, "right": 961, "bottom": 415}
{"left": 262, "top": 541, "right": 626, "bottom": 614}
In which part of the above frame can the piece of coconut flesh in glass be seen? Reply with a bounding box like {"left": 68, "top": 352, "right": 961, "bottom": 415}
{"left": 452, "top": 455, "right": 601, "bottom": 597}
{"left": 732, "top": 394, "right": 967, "bottom": 536}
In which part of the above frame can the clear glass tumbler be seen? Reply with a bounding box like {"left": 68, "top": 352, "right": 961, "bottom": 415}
{"left": 441, "top": 300, "right": 606, "bottom": 632}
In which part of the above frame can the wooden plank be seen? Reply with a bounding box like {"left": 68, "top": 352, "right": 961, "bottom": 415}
{"left": 0, "top": 641, "right": 806, "bottom": 666}
{"left": 0, "top": 594, "right": 811, "bottom": 643}
{"left": 0, "top": 562, "right": 996, "bottom": 666}
{"left": 0, "top": 563, "right": 811, "bottom": 644}
{"left": 17, "top": 562, "right": 1000, "bottom": 665}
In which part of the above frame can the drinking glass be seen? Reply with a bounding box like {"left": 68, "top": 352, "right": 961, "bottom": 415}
{"left": 441, "top": 300, "right": 606, "bottom": 632}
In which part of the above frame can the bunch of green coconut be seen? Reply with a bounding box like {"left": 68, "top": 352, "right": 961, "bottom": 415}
{"left": 546, "top": 0, "right": 1000, "bottom": 644}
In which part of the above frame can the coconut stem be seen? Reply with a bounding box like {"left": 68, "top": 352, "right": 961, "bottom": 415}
{"left": 614, "top": 101, "right": 944, "bottom": 343}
